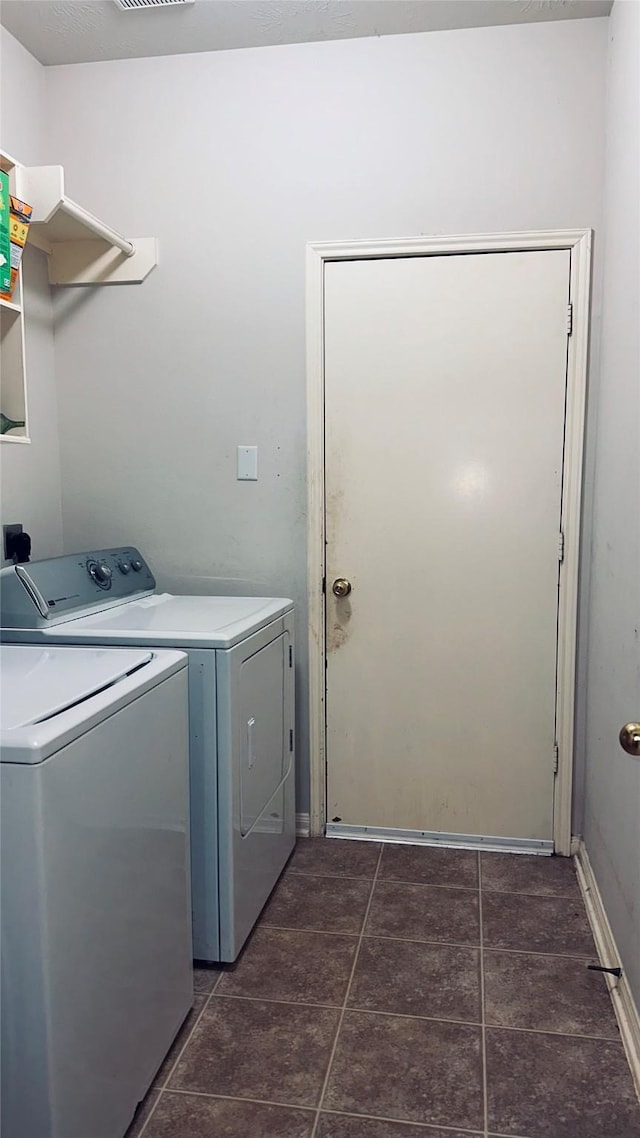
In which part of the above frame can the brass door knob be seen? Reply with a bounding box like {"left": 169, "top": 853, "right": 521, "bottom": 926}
{"left": 332, "top": 578, "right": 352, "bottom": 598}
{"left": 619, "top": 723, "right": 640, "bottom": 757}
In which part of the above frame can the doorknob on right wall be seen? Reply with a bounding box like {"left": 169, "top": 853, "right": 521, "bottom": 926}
{"left": 619, "top": 723, "right": 640, "bottom": 757}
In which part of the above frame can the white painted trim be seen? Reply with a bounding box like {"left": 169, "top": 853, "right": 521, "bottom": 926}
{"left": 553, "top": 230, "right": 592, "bottom": 855}
{"left": 306, "top": 240, "right": 327, "bottom": 837}
{"left": 326, "top": 823, "right": 552, "bottom": 854}
{"left": 306, "top": 230, "right": 592, "bottom": 849}
{"left": 295, "top": 812, "right": 311, "bottom": 838}
{"left": 575, "top": 842, "right": 640, "bottom": 1098}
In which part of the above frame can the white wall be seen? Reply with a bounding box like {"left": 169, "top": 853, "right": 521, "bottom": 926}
{"left": 0, "top": 29, "right": 62, "bottom": 563}
{"left": 44, "top": 18, "right": 607, "bottom": 809}
{"left": 583, "top": 0, "right": 640, "bottom": 1003}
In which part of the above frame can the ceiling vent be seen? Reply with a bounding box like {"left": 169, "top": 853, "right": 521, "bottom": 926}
{"left": 112, "top": 0, "right": 194, "bottom": 10}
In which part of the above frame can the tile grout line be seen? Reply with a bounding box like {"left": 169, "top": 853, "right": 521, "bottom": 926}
{"left": 470, "top": 886, "right": 581, "bottom": 900}
{"left": 479, "top": 852, "right": 489, "bottom": 1138}
{"left": 260, "top": 922, "right": 596, "bottom": 960}
{"left": 134, "top": 970, "right": 225, "bottom": 1137}
{"left": 471, "top": 945, "right": 596, "bottom": 961}
{"left": 208, "top": 991, "right": 622, "bottom": 1043}
{"left": 289, "top": 868, "right": 581, "bottom": 900}
{"left": 317, "top": 1103, "right": 486, "bottom": 1134}
{"left": 320, "top": 1106, "right": 535, "bottom": 1138}
{"left": 309, "top": 841, "right": 385, "bottom": 1138}
{"left": 289, "top": 870, "right": 477, "bottom": 891}
{"left": 213, "top": 991, "right": 482, "bottom": 1025}
{"left": 154, "top": 1087, "right": 314, "bottom": 1109}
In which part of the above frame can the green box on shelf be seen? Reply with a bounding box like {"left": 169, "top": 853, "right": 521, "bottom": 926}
{"left": 0, "top": 170, "right": 11, "bottom": 294}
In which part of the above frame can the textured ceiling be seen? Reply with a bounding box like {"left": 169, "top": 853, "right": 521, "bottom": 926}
{"left": 0, "top": 0, "right": 612, "bottom": 66}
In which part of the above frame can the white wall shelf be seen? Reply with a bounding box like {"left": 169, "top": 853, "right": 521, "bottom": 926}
{"left": 1, "top": 301, "right": 29, "bottom": 444}
{"left": 1, "top": 152, "right": 29, "bottom": 444}
{"left": 16, "top": 163, "right": 158, "bottom": 286}
{"left": 0, "top": 297, "right": 22, "bottom": 314}
{"left": 1, "top": 147, "right": 158, "bottom": 445}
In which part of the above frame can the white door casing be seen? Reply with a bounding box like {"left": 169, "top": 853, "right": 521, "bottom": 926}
{"left": 306, "top": 231, "right": 592, "bottom": 855}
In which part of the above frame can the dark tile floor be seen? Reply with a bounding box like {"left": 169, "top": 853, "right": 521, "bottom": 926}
{"left": 127, "top": 840, "right": 640, "bottom": 1138}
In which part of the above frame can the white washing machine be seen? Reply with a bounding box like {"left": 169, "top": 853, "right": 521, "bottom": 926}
{"left": 0, "top": 547, "right": 296, "bottom": 962}
{"left": 0, "top": 643, "right": 192, "bottom": 1138}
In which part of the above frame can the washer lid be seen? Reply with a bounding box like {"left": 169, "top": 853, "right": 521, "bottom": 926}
{"left": 1, "top": 645, "right": 153, "bottom": 730}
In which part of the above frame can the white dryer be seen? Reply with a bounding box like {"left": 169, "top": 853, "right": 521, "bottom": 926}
{"left": 0, "top": 548, "right": 296, "bottom": 962}
{"left": 0, "top": 643, "right": 192, "bottom": 1138}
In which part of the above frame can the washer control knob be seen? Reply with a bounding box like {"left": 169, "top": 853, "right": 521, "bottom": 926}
{"left": 117, "top": 560, "right": 131, "bottom": 574}
{"left": 90, "top": 561, "right": 113, "bottom": 584}
{"left": 131, "top": 558, "right": 143, "bottom": 572}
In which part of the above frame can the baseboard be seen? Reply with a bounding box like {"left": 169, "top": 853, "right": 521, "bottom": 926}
{"left": 570, "top": 833, "right": 581, "bottom": 856}
{"left": 574, "top": 841, "right": 640, "bottom": 1098}
{"left": 296, "top": 812, "right": 311, "bottom": 837}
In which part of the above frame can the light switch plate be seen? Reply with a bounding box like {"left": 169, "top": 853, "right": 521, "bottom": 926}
{"left": 237, "top": 445, "right": 258, "bottom": 481}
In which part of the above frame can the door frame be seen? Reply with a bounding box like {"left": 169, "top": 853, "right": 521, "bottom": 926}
{"left": 306, "top": 230, "right": 592, "bottom": 855}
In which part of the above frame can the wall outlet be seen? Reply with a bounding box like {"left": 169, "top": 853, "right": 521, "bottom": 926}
{"left": 3, "top": 523, "right": 23, "bottom": 561}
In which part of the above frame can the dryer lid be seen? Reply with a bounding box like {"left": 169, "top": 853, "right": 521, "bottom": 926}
{"left": 1, "top": 645, "right": 153, "bottom": 730}
{"left": 42, "top": 593, "right": 294, "bottom": 648}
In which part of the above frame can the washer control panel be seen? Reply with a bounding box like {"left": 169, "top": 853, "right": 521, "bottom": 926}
{"left": 84, "top": 553, "right": 147, "bottom": 587}
{"left": 80, "top": 549, "right": 153, "bottom": 594}
{"left": 0, "top": 547, "right": 156, "bottom": 624}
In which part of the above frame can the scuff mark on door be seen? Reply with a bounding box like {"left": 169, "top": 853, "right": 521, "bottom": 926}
{"left": 327, "top": 596, "right": 352, "bottom": 653}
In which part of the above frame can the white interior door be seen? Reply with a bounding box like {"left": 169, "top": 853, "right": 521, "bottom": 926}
{"left": 324, "top": 250, "right": 571, "bottom": 843}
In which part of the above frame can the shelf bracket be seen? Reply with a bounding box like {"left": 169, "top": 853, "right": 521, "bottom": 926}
{"left": 47, "top": 238, "right": 158, "bottom": 286}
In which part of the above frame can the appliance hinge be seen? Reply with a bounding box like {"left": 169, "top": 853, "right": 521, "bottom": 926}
{"left": 289, "top": 645, "right": 293, "bottom": 668}
{"left": 322, "top": 576, "right": 326, "bottom": 595}
{"left": 558, "top": 530, "right": 565, "bottom": 563}
{"left": 553, "top": 743, "right": 559, "bottom": 774}
{"left": 566, "top": 303, "right": 573, "bottom": 336}
{"left": 289, "top": 729, "right": 294, "bottom": 753}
